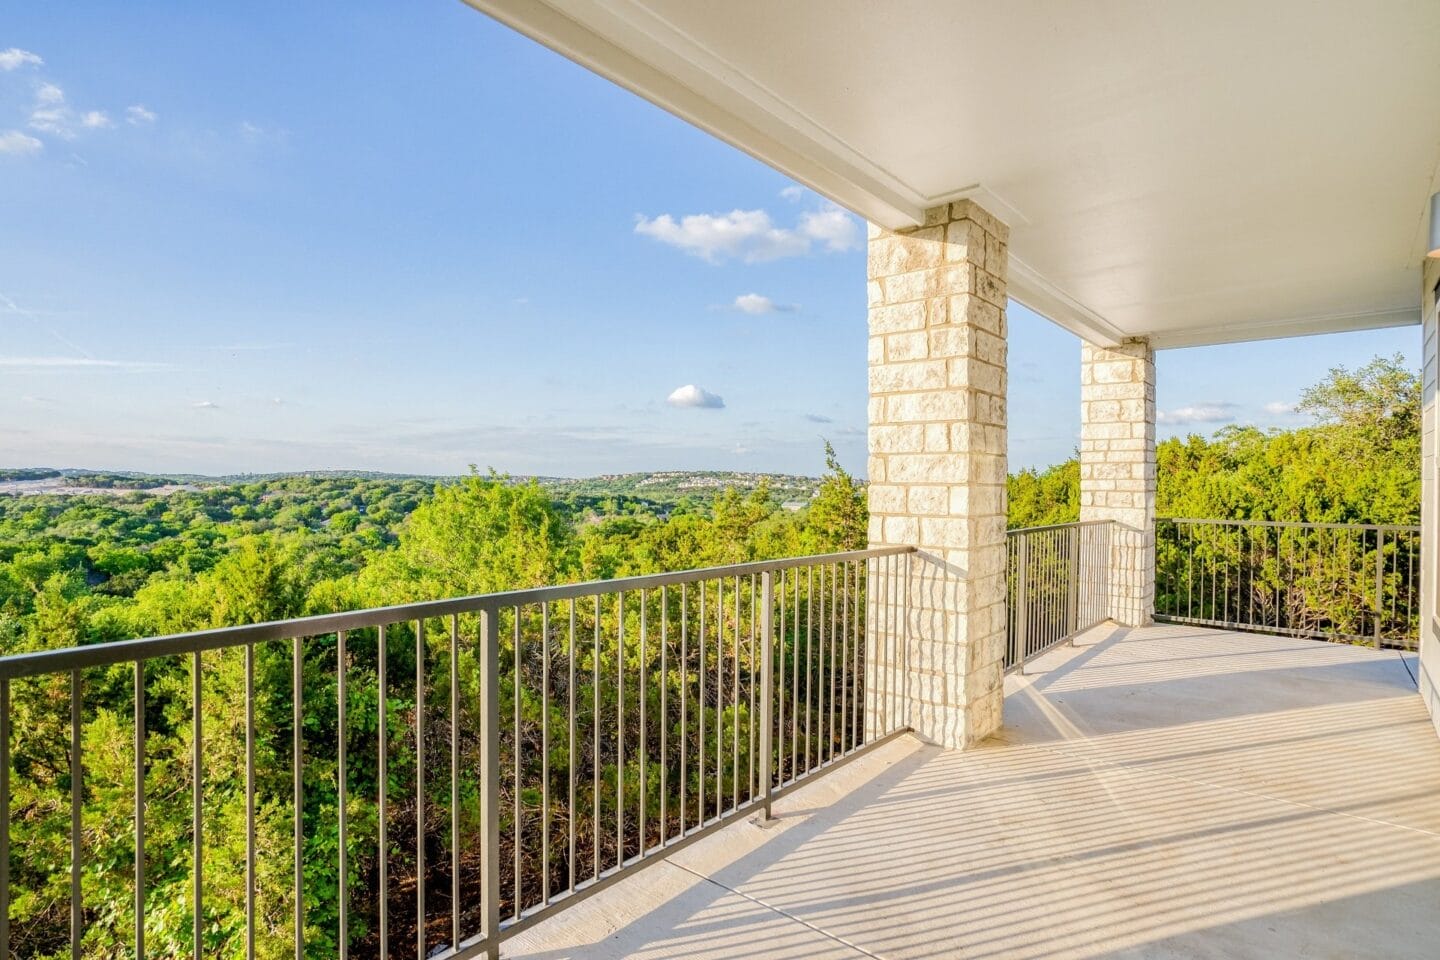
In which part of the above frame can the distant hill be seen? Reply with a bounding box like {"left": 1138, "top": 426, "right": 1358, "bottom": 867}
{"left": 0, "top": 467, "right": 825, "bottom": 503}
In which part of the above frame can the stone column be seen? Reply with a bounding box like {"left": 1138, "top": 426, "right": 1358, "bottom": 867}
{"left": 1079, "top": 339, "right": 1156, "bottom": 626}
{"left": 866, "top": 200, "right": 1008, "bottom": 749}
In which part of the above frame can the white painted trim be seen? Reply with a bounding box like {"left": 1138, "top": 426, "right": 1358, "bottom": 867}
{"left": 1147, "top": 307, "right": 1421, "bottom": 350}
{"left": 1007, "top": 257, "right": 1126, "bottom": 348}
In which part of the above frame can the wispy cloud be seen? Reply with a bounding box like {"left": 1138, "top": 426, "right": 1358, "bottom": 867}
{"left": 0, "top": 48, "right": 42, "bottom": 71}
{"left": 0, "top": 355, "right": 168, "bottom": 370}
{"left": 635, "top": 203, "right": 860, "bottom": 263}
{"left": 666, "top": 384, "right": 725, "bottom": 409}
{"left": 779, "top": 185, "right": 805, "bottom": 202}
{"left": 193, "top": 400, "right": 219, "bottom": 409}
{"left": 1156, "top": 402, "right": 1237, "bottom": 426}
{"left": 1263, "top": 400, "right": 1298, "bottom": 416}
{"left": 798, "top": 206, "right": 860, "bottom": 252}
{"left": 804, "top": 413, "right": 834, "bottom": 424}
{"left": 125, "top": 104, "right": 157, "bottom": 125}
{"left": 732, "top": 293, "right": 797, "bottom": 315}
{"left": 0, "top": 130, "right": 42, "bottom": 156}
{"left": 80, "top": 110, "right": 111, "bottom": 129}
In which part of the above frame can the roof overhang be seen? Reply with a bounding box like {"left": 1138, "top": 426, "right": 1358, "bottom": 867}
{"left": 462, "top": 0, "right": 1440, "bottom": 349}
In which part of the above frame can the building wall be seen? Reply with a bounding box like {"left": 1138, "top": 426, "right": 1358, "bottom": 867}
{"left": 1420, "top": 257, "right": 1440, "bottom": 740}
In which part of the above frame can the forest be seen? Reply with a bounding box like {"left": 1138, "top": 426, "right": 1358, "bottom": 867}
{"left": 0, "top": 356, "right": 1418, "bottom": 959}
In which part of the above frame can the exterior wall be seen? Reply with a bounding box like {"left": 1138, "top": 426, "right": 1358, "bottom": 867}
{"left": 866, "top": 200, "right": 1008, "bottom": 749}
{"left": 1420, "top": 257, "right": 1440, "bottom": 741}
{"left": 1079, "top": 340, "right": 1156, "bottom": 626}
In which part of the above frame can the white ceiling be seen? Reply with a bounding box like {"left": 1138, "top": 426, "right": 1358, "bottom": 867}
{"left": 464, "top": 0, "right": 1440, "bottom": 348}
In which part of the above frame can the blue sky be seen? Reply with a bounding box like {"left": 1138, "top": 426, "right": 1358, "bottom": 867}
{"left": 0, "top": 3, "right": 1419, "bottom": 478}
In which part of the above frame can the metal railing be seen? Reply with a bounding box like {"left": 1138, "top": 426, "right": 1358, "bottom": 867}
{"left": 1155, "top": 518, "right": 1421, "bottom": 649}
{"left": 1005, "top": 521, "right": 1112, "bottom": 671}
{"left": 0, "top": 547, "right": 914, "bottom": 960}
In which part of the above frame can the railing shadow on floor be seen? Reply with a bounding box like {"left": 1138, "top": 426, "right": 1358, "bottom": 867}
{"left": 509, "top": 729, "right": 1440, "bottom": 958}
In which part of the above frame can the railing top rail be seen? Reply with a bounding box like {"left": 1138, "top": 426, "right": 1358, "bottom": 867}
{"left": 0, "top": 544, "right": 914, "bottom": 681}
{"left": 1159, "top": 517, "right": 1419, "bottom": 533}
{"left": 1006, "top": 519, "right": 1112, "bottom": 536}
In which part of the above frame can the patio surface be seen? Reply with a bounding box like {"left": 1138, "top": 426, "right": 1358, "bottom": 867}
{"left": 505, "top": 623, "right": 1440, "bottom": 959}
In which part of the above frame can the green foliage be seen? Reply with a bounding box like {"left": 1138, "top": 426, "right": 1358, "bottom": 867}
{"left": 0, "top": 449, "right": 867, "bottom": 958}
{"left": 1008, "top": 356, "right": 1420, "bottom": 528}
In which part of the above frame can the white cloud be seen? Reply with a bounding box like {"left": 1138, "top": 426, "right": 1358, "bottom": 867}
{"left": 666, "top": 384, "right": 725, "bottom": 409}
{"left": 27, "top": 85, "right": 123, "bottom": 139}
{"left": 636, "top": 209, "right": 806, "bottom": 263}
{"left": 0, "top": 48, "right": 42, "bottom": 71}
{"left": 0, "top": 355, "right": 167, "bottom": 370}
{"left": 779, "top": 185, "right": 805, "bottom": 202}
{"left": 193, "top": 400, "right": 219, "bottom": 409}
{"left": 125, "top": 104, "right": 156, "bottom": 125}
{"left": 1264, "top": 400, "right": 1298, "bottom": 415}
{"left": 798, "top": 206, "right": 861, "bottom": 252}
{"left": 731, "top": 293, "right": 797, "bottom": 315}
{"left": 0, "top": 130, "right": 42, "bottom": 156}
{"left": 635, "top": 203, "right": 861, "bottom": 263}
{"left": 804, "top": 413, "right": 834, "bottom": 423}
{"left": 1157, "top": 402, "right": 1237, "bottom": 426}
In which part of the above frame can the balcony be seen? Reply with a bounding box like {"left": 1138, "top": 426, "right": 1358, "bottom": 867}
{"left": 0, "top": 520, "right": 1433, "bottom": 959}
{"left": 507, "top": 621, "right": 1436, "bottom": 960}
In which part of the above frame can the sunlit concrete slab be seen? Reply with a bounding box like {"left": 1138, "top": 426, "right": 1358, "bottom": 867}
{"left": 506, "top": 624, "right": 1440, "bottom": 960}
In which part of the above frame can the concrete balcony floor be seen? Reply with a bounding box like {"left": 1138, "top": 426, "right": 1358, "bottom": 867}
{"left": 508, "top": 624, "right": 1439, "bottom": 960}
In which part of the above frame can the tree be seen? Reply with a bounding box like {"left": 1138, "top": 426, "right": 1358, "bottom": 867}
{"left": 805, "top": 441, "right": 867, "bottom": 550}
{"left": 1297, "top": 353, "right": 1419, "bottom": 450}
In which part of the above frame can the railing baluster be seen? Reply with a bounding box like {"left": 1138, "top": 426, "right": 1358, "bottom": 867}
{"left": 759, "top": 570, "right": 774, "bottom": 819}
{"left": 639, "top": 589, "right": 647, "bottom": 855}
{"left": 1375, "top": 528, "right": 1386, "bottom": 648}
{"left": 338, "top": 631, "right": 349, "bottom": 960}
{"left": 448, "top": 616, "right": 459, "bottom": 947}
{"left": 415, "top": 619, "right": 425, "bottom": 954}
{"left": 478, "top": 607, "right": 500, "bottom": 960}
{"left": 512, "top": 609, "right": 522, "bottom": 917}
{"left": 732, "top": 576, "right": 740, "bottom": 811}
{"left": 748, "top": 574, "right": 757, "bottom": 798}
{"left": 567, "top": 600, "right": 577, "bottom": 889}
{"left": 1, "top": 679, "right": 10, "bottom": 960}
{"left": 591, "top": 595, "right": 600, "bottom": 882}
{"left": 379, "top": 623, "right": 389, "bottom": 960}
{"left": 540, "top": 603, "right": 550, "bottom": 905}
{"left": 188, "top": 657, "right": 197, "bottom": 960}
{"left": 659, "top": 587, "right": 668, "bottom": 848}
{"left": 777, "top": 569, "right": 787, "bottom": 784}
{"left": 698, "top": 581, "right": 706, "bottom": 825}
{"left": 134, "top": 662, "right": 145, "bottom": 960}
{"left": 715, "top": 579, "right": 724, "bottom": 816}
{"left": 794, "top": 567, "right": 806, "bottom": 777}
{"left": 679, "top": 582, "right": 687, "bottom": 835}
{"left": 245, "top": 644, "right": 256, "bottom": 960}
{"left": 293, "top": 636, "right": 304, "bottom": 960}
{"left": 805, "top": 567, "right": 813, "bottom": 773}
{"left": 616, "top": 590, "right": 625, "bottom": 864}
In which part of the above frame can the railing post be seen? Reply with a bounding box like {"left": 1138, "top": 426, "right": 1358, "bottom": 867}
{"left": 759, "top": 570, "right": 774, "bottom": 821}
{"left": 1374, "top": 528, "right": 1385, "bottom": 649}
{"left": 1015, "top": 535, "right": 1030, "bottom": 674}
{"left": 478, "top": 606, "right": 501, "bottom": 959}
{"left": 1066, "top": 527, "right": 1081, "bottom": 639}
